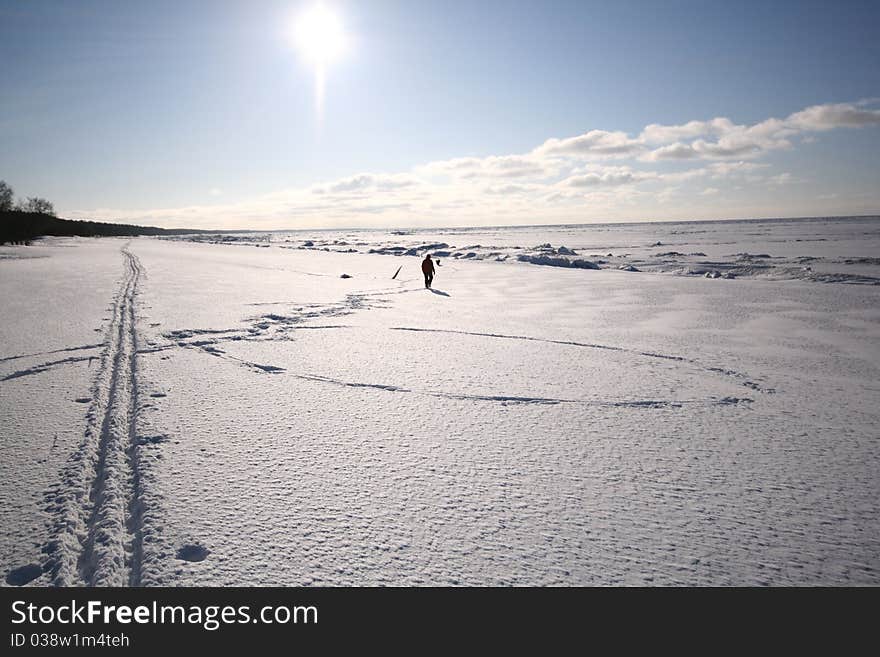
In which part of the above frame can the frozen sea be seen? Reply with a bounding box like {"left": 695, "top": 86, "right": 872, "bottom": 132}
{"left": 1, "top": 215, "right": 878, "bottom": 586}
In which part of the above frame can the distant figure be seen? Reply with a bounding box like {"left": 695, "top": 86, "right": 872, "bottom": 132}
{"left": 421, "top": 254, "right": 435, "bottom": 288}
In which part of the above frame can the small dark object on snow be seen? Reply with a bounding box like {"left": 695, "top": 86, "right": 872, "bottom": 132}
{"left": 6, "top": 563, "right": 43, "bottom": 586}
{"left": 340, "top": 273, "right": 352, "bottom": 279}
{"left": 177, "top": 544, "right": 210, "bottom": 562}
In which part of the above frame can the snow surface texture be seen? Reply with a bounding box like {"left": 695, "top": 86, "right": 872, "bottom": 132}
{"left": 1, "top": 217, "right": 879, "bottom": 586}
{"left": 174, "top": 215, "right": 880, "bottom": 285}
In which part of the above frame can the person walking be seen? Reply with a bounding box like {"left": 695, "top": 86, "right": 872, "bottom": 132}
{"left": 421, "top": 254, "right": 435, "bottom": 289}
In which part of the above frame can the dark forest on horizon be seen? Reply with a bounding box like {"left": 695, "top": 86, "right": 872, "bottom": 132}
{"left": 0, "top": 211, "right": 203, "bottom": 245}
{"left": 0, "top": 179, "right": 201, "bottom": 245}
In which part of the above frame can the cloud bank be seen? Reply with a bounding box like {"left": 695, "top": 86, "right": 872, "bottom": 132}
{"left": 67, "top": 100, "right": 880, "bottom": 229}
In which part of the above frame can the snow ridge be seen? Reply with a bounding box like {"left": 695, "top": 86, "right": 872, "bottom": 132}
{"left": 43, "top": 245, "right": 145, "bottom": 586}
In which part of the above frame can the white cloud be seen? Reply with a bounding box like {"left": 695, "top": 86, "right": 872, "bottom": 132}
{"left": 644, "top": 142, "right": 699, "bottom": 160}
{"left": 657, "top": 161, "right": 769, "bottom": 183}
{"left": 639, "top": 117, "right": 735, "bottom": 144}
{"left": 706, "top": 161, "right": 769, "bottom": 177}
{"left": 66, "top": 100, "right": 880, "bottom": 229}
{"left": 420, "top": 155, "right": 553, "bottom": 179}
{"left": 643, "top": 117, "right": 795, "bottom": 161}
{"left": 691, "top": 138, "right": 765, "bottom": 159}
{"left": 559, "top": 167, "right": 654, "bottom": 188}
{"left": 639, "top": 104, "right": 880, "bottom": 162}
{"left": 787, "top": 102, "right": 880, "bottom": 130}
{"left": 314, "top": 173, "right": 419, "bottom": 194}
{"left": 483, "top": 183, "right": 538, "bottom": 195}
{"left": 534, "top": 130, "right": 644, "bottom": 158}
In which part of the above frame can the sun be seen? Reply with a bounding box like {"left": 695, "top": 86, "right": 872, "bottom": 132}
{"left": 294, "top": 3, "right": 345, "bottom": 66}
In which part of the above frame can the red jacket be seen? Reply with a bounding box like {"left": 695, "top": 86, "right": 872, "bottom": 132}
{"left": 421, "top": 258, "right": 435, "bottom": 274}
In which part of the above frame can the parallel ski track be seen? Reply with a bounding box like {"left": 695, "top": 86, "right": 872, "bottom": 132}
{"left": 45, "top": 244, "right": 145, "bottom": 586}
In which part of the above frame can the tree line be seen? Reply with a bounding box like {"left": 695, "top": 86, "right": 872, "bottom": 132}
{"left": 0, "top": 180, "right": 55, "bottom": 218}
{"left": 1, "top": 180, "right": 201, "bottom": 245}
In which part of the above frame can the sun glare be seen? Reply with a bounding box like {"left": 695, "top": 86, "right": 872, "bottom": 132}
{"left": 295, "top": 3, "right": 345, "bottom": 66}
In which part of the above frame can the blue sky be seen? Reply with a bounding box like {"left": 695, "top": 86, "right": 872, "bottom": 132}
{"left": 1, "top": 0, "right": 879, "bottom": 228}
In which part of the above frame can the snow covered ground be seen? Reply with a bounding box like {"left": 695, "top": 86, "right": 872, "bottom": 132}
{"left": 1, "top": 216, "right": 879, "bottom": 586}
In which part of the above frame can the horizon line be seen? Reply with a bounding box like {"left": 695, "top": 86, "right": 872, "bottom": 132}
{"left": 65, "top": 212, "right": 880, "bottom": 235}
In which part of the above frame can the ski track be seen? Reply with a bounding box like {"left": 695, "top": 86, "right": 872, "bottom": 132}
{"left": 390, "top": 327, "right": 774, "bottom": 393}
{"left": 293, "top": 374, "right": 752, "bottom": 408}
{"left": 42, "top": 244, "right": 145, "bottom": 586}
{"left": 163, "top": 335, "right": 755, "bottom": 410}
{"left": 140, "top": 286, "right": 770, "bottom": 410}
{"left": 1, "top": 354, "right": 97, "bottom": 381}
{"left": 0, "top": 342, "right": 105, "bottom": 364}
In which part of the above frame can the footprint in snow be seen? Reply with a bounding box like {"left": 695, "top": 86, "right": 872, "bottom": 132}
{"left": 6, "top": 564, "right": 43, "bottom": 586}
{"left": 136, "top": 435, "right": 169, "bottom": 446}
{"left": 176, "top": 544, "right": 210, "bottom": 562}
